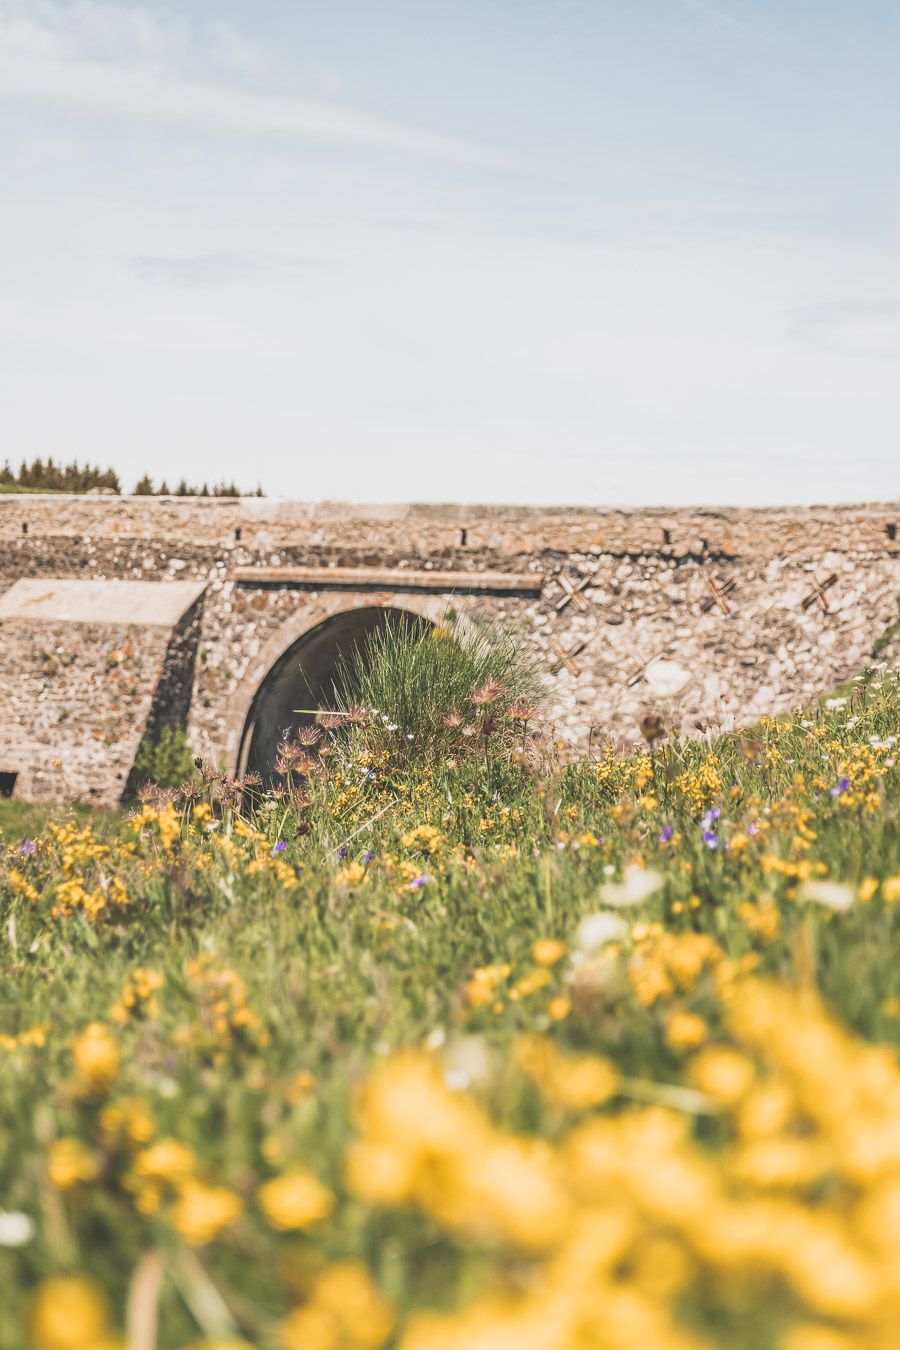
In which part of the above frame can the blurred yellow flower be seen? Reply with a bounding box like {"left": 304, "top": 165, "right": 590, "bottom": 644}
{"left": 516, "top": 1034, "right": 619, "bottom": 1110}
{"left": 689, "top": 1047, "right": 755, "bottom": 1105}
{"left": 133, "top": 1138, "right": 196, "bottom": 1183}
{"left": 258, "top": 1169, "right": 334, "bottom": 1230}
{"left": 29, "top": 1277, "right": 117, "bottom": 1350}
{"left": 281, "top": 1262, "right": 393, "bottom": 1350}
{"left": 171, "top": 1181, "right": 242, "bottom": 1246}
{"left": 665, "top": 1011, "right": 708, "bottom": 1053}
{"left": 72, "top": 1023, "right": 119, "bottom": 1093}
{"left": 531, "top": 938, "right": 566, "bottom": 966}
{"left": 47, "top": 1139, "right": 98, "bottom": 1190}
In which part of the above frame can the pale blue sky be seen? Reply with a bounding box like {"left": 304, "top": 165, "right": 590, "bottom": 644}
{"left": 1, "top": 0, "right": 898, "bottom": 504}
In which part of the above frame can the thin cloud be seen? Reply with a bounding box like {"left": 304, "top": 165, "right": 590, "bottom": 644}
{"left": 790, "top": 301, "right": 900, "bottom": 360}
{"left": 0, "top": 0, "right": 480, "bottom": 158}
{"left": 130, "top": 254, "right": 318, "bottom": 287}
{"left": 672, "top": 0, "right": 780, "bottom": 47}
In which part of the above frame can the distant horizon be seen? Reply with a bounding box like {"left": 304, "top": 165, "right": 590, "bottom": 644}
{"left": 3, "top": 488, "right": 897, "bottom": 511}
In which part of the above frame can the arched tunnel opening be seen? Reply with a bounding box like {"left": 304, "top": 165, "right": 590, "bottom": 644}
{"left": 237, "top": 605, "right": 429, "bottom": 779}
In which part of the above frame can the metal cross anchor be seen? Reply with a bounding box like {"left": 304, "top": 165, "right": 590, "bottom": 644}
{"left": 701, "top": 574, "right": 738, "bottom": 614}
{"left": 549, "top": 638, "right": 588, "bottom": 676}
{"left": 801, "top": 572, "right": 838, "bottom": 612}
{"left": 552, "top": 572, "right": 592, "bottom": 613}
{"left": 625, "top": 650, "right": 667, "bottom": 688}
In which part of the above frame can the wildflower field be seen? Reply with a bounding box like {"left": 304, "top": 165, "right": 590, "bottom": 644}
{"left": 2, "top": 620, "right": 899, "bottom": 1350}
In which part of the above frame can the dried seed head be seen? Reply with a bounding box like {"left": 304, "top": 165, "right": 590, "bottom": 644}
{"left": 317, "top": 712, "right": 345, "bottom": 730}
{"left": 297, "top": 725, "right": 323, "bottom": 747}
{"left": 639, "top": 710, "right": 666, "bottom": 745}
{"left": 471, "top": 679, "right": 504, "bottom": 706}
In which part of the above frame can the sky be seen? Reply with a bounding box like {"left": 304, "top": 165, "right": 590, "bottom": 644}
{"left": 1, "top": 0, "right": 899, "bottom": 506}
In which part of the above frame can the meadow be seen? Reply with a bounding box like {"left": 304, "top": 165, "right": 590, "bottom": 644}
{"left": 1, "top": 619, "right": 899, "bottom": 1350}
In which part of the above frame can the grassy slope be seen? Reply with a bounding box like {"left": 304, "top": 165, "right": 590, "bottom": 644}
{"left": 1, "top": 663, "right": 898, "bottom": 1349}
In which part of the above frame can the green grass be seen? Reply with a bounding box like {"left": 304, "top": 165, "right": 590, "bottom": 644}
{"left": 1, "top": 637, "right": 899, "bottom": 1350}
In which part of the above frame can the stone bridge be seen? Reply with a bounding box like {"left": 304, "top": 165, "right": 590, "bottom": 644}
{"left": 0, "top": 495, "right": 896, "bottom": 805}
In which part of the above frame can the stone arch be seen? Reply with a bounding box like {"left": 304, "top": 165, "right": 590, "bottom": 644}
{"left": 224, "top": 594, "right": 448, "bottom": 778}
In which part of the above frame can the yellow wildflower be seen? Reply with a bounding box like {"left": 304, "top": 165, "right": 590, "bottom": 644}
{"left": 281, "top": 1262, "right": 393, "bottom": 1350}
{"left": 463, "top": 963, "right": 511, "bottom": 1009}
{"left": 516, "top": 1034, "right": 619, "bottom": 1110}
{"left": 48, "top": 1139, "right": 98, "bottom": 1190}
{"left": 531, "top": 938, "right": 567, "bottom": 966}
{"left": 737, "top": 900, "right": 781, "bottom": 946}
{"left": 171, "top": 1181, "right": 243, "bottom": 1245}
{"left": 335, "top": 861, "right": 367, "bottom": 888}
{"left": 665, "top": 1011, "right": 708, "bottom": 1053}
{"left": 29, "top": 1277, "right": 118, "bottom": 1350}
{"left": 258, "top": 1169, "right": 334, "bottom": 1230}
{"left": 133, "top": 1138, "right": 196, "bottom": 1184}
{"left": 689, "top": 1047, "right": 755, "bottom": 1105}
{"left": 72, "top": 1023, "right": 119, "bottom": 1093}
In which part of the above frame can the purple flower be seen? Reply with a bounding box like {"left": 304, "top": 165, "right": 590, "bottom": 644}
{"left": 702, "top": 830, "right": 719, "bottom": 849}
{"left": 272, "top": 840, "right": 287, "bottom": 855}
{"left": 407, "top": 873, "right": 432, "bottom": 890}
{"left": 19, "top": 838, "right": 37, "bottom": 857}
{"left": 659, "top": 825, "right": 674, "bottom": 843}
{"left": 829, "top": 777, "right": 851, "bottom": 798}
{"left": 747, "top": 821, "right": 761, "bottom": 836}
{"left": 337, "top": 846, "right": 347, "bottom": 859}
{"left": 701, "top": 807, "right": 721, "bottom": 830}
{"left": 362, "top": 850, "right": 374, "bottom": 864}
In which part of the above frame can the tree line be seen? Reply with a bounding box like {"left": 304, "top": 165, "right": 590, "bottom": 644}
{"left": 0, "top": 458, "right": 264, "bottom": 497}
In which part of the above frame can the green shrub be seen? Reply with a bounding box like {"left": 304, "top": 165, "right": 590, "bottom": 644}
{"left": 330, "top": 611, "right": 544, "bottom": 761}
{"left": 132, "top": 724, "right": 197, "bottom": 789}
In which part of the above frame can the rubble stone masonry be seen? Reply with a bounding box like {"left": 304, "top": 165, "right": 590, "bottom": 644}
{"left": 0, "top": 495, "right": 897, "bottom": 805}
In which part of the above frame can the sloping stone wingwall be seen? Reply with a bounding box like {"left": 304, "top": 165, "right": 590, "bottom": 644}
{"left": 0, "top": 496, "right": 897, "bottom": 805}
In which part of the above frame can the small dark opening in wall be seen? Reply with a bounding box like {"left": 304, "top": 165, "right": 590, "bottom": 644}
{"left": 0, "top": 772, "right": 18, "bottom": 798}
{"left": 21, "top": 522, "right": 28, "bottom": 535}
{"left": 662, "top": 528, "right": 672, "bottom": 545}
{"left": 234, "top": 528, "right": 242, "bottom": 542}
{"left": 887, "top": 522, "right": 897, "bottom": 541}
{"left": 459, "top": 528, "right": 468, "bottom": 546}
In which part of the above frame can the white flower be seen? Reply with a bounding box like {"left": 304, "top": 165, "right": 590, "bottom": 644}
{"left": 825, "top": 698, "right": 847, "bottom": 710}
{"left": 796, "top": 880, "right": 855, "bottom": 912}
{"left": 574, "top": 911, "right": 629, "bottom": 953}
{"left": 0, "top": 1212, "right": 35, "bottom": 1247}
{"left": 597, "top": 865, "right": 664, "bottom": 909}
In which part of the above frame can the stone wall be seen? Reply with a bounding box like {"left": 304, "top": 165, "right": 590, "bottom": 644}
{"left": 0, "top": 495, "right": 897, "bottom": 804}
{"left": 0, "top": 618, "right": 177, "bottom": 803}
